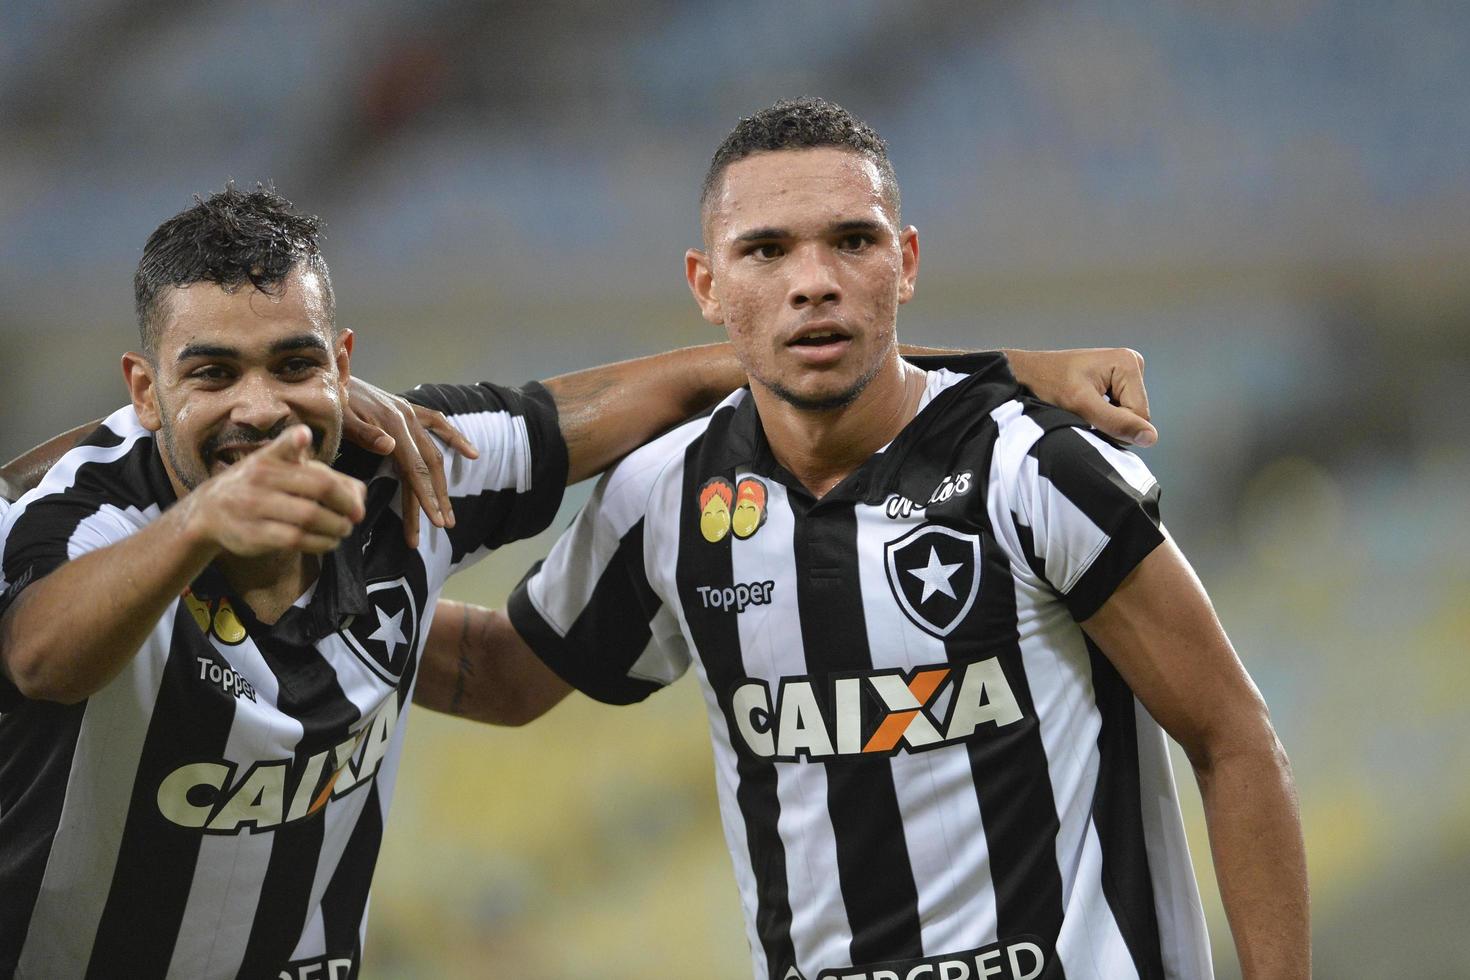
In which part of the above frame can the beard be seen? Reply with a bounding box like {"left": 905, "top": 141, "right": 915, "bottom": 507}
{"left": 755, "top": 340, "right": 890, "bottom": 413}
{"left": 156, "top": 400, "right": 337, "bottom": 492}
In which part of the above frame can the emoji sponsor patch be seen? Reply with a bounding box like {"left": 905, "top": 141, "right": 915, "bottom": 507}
{"left": 183, "top": 588, "right": 248, "bottom": 645}
{"left": 699, "top": 477, "right": 735, "bottom": 543}
{"left": 732, "top": 477, "right": 768, "bottom": 539}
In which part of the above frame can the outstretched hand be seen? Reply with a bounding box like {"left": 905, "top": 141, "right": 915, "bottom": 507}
{"left": 179, "top": 425, "right": 366, "bottom": 558}
{"left": 342, "top": 377, "right": 480, "bottom": 547}
{"left": 1006, "top": 347, "right": 1157, "bottom": 447}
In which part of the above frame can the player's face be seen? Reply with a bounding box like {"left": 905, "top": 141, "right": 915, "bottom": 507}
{"left": 688, "top": 147, "right": 918, "bottom": 411}
{"left": 123, "top": 267, "right": 352, "bottom": 494}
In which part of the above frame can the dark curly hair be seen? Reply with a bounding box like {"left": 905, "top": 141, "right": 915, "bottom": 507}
{"left": 700, "top": 97, "right": 901, "bottom": 227}
{"left": 133, "top": 183, "right": 335, "bottom": 354}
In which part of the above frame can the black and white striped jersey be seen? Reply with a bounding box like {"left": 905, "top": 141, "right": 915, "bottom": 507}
{"left": 0, "top": 382, "right": 566, "bottom": 980}
{"left": 510, "top": 354, "right": 1212, "bottom": 980}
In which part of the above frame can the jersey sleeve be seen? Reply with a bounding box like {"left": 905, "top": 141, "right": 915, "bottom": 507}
{"left": 0, "top": 482, "right": 141, "bottom": 709}
{"left": 998, "top": 426, "right": 1165, "bottom": 621}
{"left": 402, "top": 381, "right": 569, "bottom": 562}
{"left": 507, "top": 438, "right": 693, "bottom": 705}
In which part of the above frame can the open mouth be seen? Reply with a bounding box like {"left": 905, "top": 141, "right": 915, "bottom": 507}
{"left": 787, "top": 320, "right": 853, "bottom": 348}
{"left": 211, "top": 444, "right": 265, "bottom": 468}
{"left": 789, "top": 329, "right": 848, "bottom": 347}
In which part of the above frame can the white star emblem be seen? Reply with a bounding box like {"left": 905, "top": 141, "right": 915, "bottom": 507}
{"left": 367, "top": 606, "right": 407, "bottom": 659}
{"left": 906, "top": 546, "right": 962, "bottom": 604}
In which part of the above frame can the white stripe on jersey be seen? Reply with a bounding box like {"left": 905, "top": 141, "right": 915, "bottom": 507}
{"left": 167, "top": 636, "right": 293, "bottom": 980}
{"left": 733, "top": 478, "right": 853, "bottom": 972}
{"left": 1136, "top": 700, "right": 1213, "bottom": 979}
{"left": 17, "top": 617, "right": 172, "bottom": 977}
{"left": 1056, "top": 819, "right": 1143, "bottom": 980}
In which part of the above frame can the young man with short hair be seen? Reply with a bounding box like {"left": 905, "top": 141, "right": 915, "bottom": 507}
{"left": 462, "top": 98, "right": 1310, "bottom": 979}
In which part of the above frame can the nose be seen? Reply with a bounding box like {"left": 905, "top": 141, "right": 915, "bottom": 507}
{"left": 228, "top": 371, "right": 291, "bottom": 434}
{"left": 786, "top": 244, "right": 841, "bottom": 310}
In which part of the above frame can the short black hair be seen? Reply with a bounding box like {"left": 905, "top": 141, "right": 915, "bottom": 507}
{"left": 700, "top": 97, "right": 900, "bottom": 224}
{"left": 133, "top": 183, "right": 335, "bottom": 354}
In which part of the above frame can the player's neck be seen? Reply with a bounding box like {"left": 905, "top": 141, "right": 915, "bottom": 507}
{"left": 755, "top": 357, "right": 926, "bottom": 499}
{"left": 215, "top": 550, "right": 320, "bottom": 625}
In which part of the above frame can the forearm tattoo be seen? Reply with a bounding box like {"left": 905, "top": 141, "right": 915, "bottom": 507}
{"left": 448, "top": 607, "right": 476, "bottom": 715}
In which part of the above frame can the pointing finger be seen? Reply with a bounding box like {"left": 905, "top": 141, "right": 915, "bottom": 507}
{"left": 265, "top": 424, "right": 312, "bottom": 461}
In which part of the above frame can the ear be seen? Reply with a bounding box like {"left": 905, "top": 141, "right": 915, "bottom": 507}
{"left": 122, "top": 352, "right": 162, "bottom": 432}
{"left": 897, "top": 226, "right": 920, "bottom": 305}
{"left": 685, "top": 248, "right": 724, "bottom": 326}
{"left": 334, "top": 328, "right": 354, "bottom": 388}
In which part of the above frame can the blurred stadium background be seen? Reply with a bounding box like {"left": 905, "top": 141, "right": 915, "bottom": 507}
{"left": 3, "top": 1, "right": 1469, "bottom": 976}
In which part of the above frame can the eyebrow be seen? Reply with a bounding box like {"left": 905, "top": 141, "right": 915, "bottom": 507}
{"left": 268, "top": 334, "right": 330, "bottom": 356}
{"left": 732, "top": 227, "right": 788, "bottom": 244}
{"left": 175, "top": 334, "right": 328, "bottom": 364}
{"left": 831, "top": 219, "right": 885, "bottom": 235}
{"left": 730, "top": 218, "right": 886, "bottom": 245}
{"left": 176, "top": 343, "right": 239, "bottom": 363}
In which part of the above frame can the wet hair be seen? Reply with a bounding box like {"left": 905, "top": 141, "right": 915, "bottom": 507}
{"left": 133, "top": 183, "right": 335, "bottom": 354}
{"left": 699, "top": 97, "right": 900, "bottom": 224}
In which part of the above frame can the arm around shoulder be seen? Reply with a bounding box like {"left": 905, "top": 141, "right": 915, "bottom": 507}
{"left": 414, "top": 599, "right": 572, "bottom": 725}
{"left": 543, "top": 342, "right": 746, "bottom": 483}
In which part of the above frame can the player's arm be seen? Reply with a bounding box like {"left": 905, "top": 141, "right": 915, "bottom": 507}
{"left": 902, "top": 344, "right": 1156, "bottom": 447}
{"left": 543, "top": 343, "right": 1157, "bottom": 484}
{"left": 540, "top": 342, "right": 745, "bottom": 484}
{"left": 996, "top": 347, "right": 1154, "bottom": 447}
{"left": 414, "top": 599, "right": 572, "bottom": 724}
{"left": 1081, "top": 542, "right": 1310, "bottom": 979}
{"left": 0, "top": 421, "right": 98, "bottom": 502}
{"left": 0, "top": 427, "right": 365, "bottom": 704}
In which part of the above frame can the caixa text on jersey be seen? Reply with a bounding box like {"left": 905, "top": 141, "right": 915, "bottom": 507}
{"left": 725, "top": 657, "right": 1022, "bottom": 762}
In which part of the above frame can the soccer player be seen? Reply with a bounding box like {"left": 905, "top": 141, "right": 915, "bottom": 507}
{"left": 0, "top": 185, "right": 1157, "bottom": 979}
{"left": 444, "top": 99, "right": 1311, "bottom": 979}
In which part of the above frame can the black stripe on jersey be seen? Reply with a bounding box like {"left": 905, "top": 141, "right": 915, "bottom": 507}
{"left": 86, "top": 612, "right": 239, "bottom": 977}
{"left": 318, "top": 781, "right": 383, "bottom": 972}
{"left": 954, "top": 526, "right": 1068, "bottom": 974}
{"left": 0, "top": 700, "right": 86, "bottom": 975}
{"left": 443, "top": 481, "right": 560, "bottom": 565}
{"left": 1027, "top": 427, "right": 1164, "bottom": 622}
{"left": 1086, "top": 636, "right": 1165, "bottom": 979}
{"left": 236, "top": 621, "right": 366, "bottom": 977}
{"left": 509, "top": 519, "right": 664, "bottom": 705}
{"left": 792, "top": 496, "right": 925, "bottom": 965}
{"left": 307, "top": 528, "right": 423, "bottom": 963}
{"left": 676, "top": 419, "right": 797, "bottom": 980}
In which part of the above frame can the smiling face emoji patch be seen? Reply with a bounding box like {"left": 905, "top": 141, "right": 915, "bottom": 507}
{"left": 732, "top": 477, "right": 768, "bottom": 539}
{"left": 699, "top": 477, "right": 735, "bottom": 543}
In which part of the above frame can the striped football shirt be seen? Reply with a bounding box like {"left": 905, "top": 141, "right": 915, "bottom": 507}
{"left": 0, "top": 381, "right": 566, "bottom": 979}
{"left": 509, "top": 353, "right": 1212, "bottom": 980}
